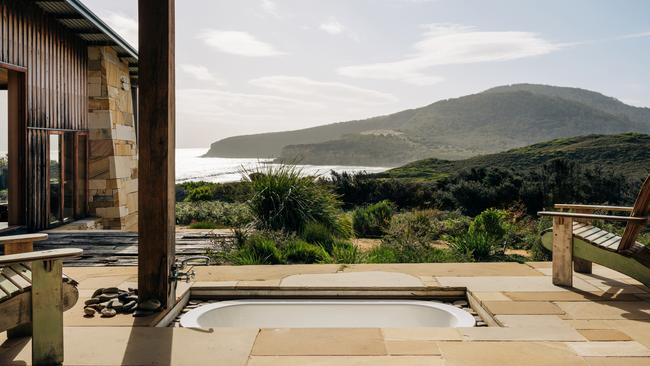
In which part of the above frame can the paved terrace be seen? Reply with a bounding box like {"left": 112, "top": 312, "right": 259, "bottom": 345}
{"left": 1, "top": 262, "right": 649, "bottom": 365}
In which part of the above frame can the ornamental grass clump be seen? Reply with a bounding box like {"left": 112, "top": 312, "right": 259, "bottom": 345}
{"left": 246, "top": 164, "right": 349, "bottom": 236}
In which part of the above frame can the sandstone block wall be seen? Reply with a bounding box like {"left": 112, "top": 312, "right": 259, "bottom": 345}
{"left": 87, "top": 46, "right": 138, "bottom": 231}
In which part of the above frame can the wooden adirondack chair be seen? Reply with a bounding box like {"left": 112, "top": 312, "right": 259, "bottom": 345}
{"left": 539, "top": 175, "right": 650, "bottom": 287}
{"left": 1, "top": 234, "right": 82, "bottom": 365}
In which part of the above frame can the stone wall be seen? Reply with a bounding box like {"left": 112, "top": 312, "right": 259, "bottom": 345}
{"left": 87, "top": 46, "right": 138, "bottom": 231}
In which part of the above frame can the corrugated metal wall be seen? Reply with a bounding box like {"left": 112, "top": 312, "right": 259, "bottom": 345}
{"left": 0, "top": 0, "right": 88, "bottom": 229}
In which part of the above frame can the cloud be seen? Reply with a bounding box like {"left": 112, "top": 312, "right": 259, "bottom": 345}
{"left": 338, "top": 23, "right": 560, "bottom": 85}
{"left": 103, "top": 12, "right": 138, "bottom": 48}
{"left": 249, "top": 76, "right": 398, "bottom": 104}
{"left": 320, "top": 18, "right": 346, "bottom": 35}
{"left": 198, "top": 30, "right": 284, "bottom": 57}
{"left": 260, "top": 0, "right": 280, "bottom": 18}
{"left": 180, "top": 64, "right": 226, "bottom": 85}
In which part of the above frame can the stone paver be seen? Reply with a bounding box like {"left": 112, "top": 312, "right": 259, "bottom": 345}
{"left": 585, "top": 357, "right": 650, "bottom": 366}
{"left": 577, "top": 329, "right": 632, "bottom": 341}
{"left": 482, "top": 301, "right": 564, "bottom": 315}
{"left": 344, "top": 263, "right": 543, "bottom": 277}
{"left": 495, "top": 315, "right": 570, "bottom": 328}
{"left": 194, "top": 264, "right": 341, "bottom": 281}
{"left": 471, "top": 292, "right": 512, "bottom": 302}
{"left": 556, "top": 301, "right": 650, "bottom": 320}
{"left": 251, "top": 329, "right": 386, "bottom": 356}
{"left": 0, "top": 327, "right": 257, "bottom": 366}
{"left": 381, "top": 328, "right": 462, "bottom": 341}
{"left": 567, "top": 341, "right": 650, "bottom": 357}
{"left": 438, "top": 342, "right": 588, "bottom": 366}
{"left": 247, "top": 356, "right": 446, "bottom": 366}
{"left": 280, "top": 271, "right": 423, "bottom": 287}
{"left": 504, "top": 291, "right": 639, "bottom": 302}
{"left": 459, "top": 327, "right": 586, "bottom": 341}
{"left": 385, "top": 341, "right": 441, "bottom": 355}
{"left": 437, "top": 276, "right": 599, "bottom": 292}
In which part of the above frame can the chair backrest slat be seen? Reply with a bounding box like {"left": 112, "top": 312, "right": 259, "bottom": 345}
{"left": 618, "top": 175, "right": 650, "bottom": 252}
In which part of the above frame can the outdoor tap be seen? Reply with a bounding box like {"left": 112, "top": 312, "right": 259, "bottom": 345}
{"left": 170, "top": 256, "right": 211, "bottom": 283}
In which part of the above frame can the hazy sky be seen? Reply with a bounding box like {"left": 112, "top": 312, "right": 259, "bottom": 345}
{"left": 3, "top": 0, "right": 650, "bottom": 149}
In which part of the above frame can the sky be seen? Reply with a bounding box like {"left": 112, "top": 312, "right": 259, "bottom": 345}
{"left": 2, "top": 0, "right": 650, "bottom": 149}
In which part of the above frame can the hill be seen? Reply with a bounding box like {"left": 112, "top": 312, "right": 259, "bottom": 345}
{"left": 381, "top": 133, "right": 650, "bottom": 181}
{"left": 204, "top": 84, "right": 650, "bottom": 165}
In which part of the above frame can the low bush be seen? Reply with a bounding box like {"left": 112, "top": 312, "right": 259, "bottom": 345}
{"left": 176, "top": 201, "right": 253, "bottom": 227}
{"left": 282, "top": 240, "right": 332, "bottom": 264}
{"left": 301, "top": 222, "right": 336, "bottom": 252}
{"left": 469, "top": 208, "right": 509, "bottom": 243}
{"left": 237, "top": 234, "right": 283, "bottom": 265}
{"left": 184, "top": 185, "right": 214, "bottom": 202}
{"left": 331, "top": 240, "right": 364, "bottom": 264}
{"left": 247, "top": 165, "right": 348, "bottom": 235}
{"left": 447, "top": 231, "right": 501, "bottom": 262}
{"left": 352, "top": 200, "right": 394, "bottom": 238}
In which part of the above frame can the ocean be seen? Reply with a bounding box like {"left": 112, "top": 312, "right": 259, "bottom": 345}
{"left": 175, "top": 148, "right": 390, "bottom": 183}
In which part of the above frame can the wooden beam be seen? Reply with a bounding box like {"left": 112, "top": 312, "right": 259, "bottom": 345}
{"left": 7, "top": 70, "right": 26, "bottom": 227}
{"left": 137, "top": 0, "right": 176, "bottom": 309}
{"left": 552, "top": 216, "right": 574, "bottom": 287}
{"left": 31, "top": 259, "right": 64, "bottom": 365}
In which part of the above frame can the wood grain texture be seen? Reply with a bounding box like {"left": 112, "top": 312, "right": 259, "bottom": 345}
{"left": 137, "top": 0, "right": 176, "bottom": 308}
{"left": 552, "top": 216, "right": 573, "bottom": 287}
{"left": 620, "top": 176, "right": 650, "bottom": 251}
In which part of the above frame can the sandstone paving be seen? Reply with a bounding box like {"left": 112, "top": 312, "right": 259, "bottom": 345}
{"left": 577, "top": 329, "right": 632, "bottom": 341}
{"left": 567, "top": 341, "right": 650, "bottom": 357}
{"left": 437, "top": 276, "right": 600, "bottom": 292}
{"left": 280, "top": 271, "right": 424, "bottom": 288}
{"left": 482, "top": 301, "right": 565, "bottom": 315}
{"left": 251, "top": 329, "right": 387, "bottom": 356}
{"left": 556, "top": 301, "right": 650, "bottom": 320}
{"left": 494, "top": 315, "right": 571, "bottom": 328}
{"left": 438, "top": 341, "right": 588, "bottom": 366}
{"left": 246, "top": 356, "right": 446, "bottom": 366}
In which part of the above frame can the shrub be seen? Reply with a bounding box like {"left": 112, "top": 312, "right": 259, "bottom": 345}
{"left": 469, "top": 208, "right": 509, "bottom": 243}
{"left": 246, "top": 165, "right": 346, "bottom": 235}
{"left": 239, "top": 234, "right": 283, "bottom": 264}
{"left": 447, "top": 231, "right": 501, "bottom": 262}
{"left": 301, "top": 222, "right": 336, "bottom": 252}
{"left": 176, "top": 201, "right": 253, "bottom": 227}
{"left": 352, "top": 200, "right": 394, "bottom": 238}
{"left": 331, "top": 240, "right": 364, "bottom": 264}
{"left": 384, "top": 210, "right": 470, "bottom": 245}
{"left": 282, "top": 240, "right": 331, "bottom": 264}
{"left": 184, "top": 185, "right": 214, "bottom": 202}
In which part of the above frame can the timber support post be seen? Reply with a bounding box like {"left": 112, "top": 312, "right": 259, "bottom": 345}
{"left": 137, "top": 0, "right": 177, "bottom": 308}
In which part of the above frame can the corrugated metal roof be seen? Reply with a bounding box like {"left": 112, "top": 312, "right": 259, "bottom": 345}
{"left": 33, "top": 0, "right": 138, "bottom": 83}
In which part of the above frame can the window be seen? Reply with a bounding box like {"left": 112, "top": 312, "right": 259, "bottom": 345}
{"left": 49, "top": 133, "right": 62, "bottom": 224}
{"left": 48, "top": 131, "right": 88, "bottom": 225}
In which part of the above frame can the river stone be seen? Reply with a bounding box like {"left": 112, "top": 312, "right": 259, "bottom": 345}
{"left": 98, "top": 293, "right": 119, "bottom": 302}
{"left": 128, "top": 288, "right": 138, "bottom": 294}
{"left": 101, "top": 308, "right": 117, "bottom": 318}
{"left": 83, "top": 307, "right": 96, "bottom": 316}
{"left": 109, "top": 300, "right": 124, "bottom": 311}
{"left": 84, "top": 298, "right": 101, "bottom": 306}
{"left": 102, "top": 287, "right": 120, "bottom": 294}
{"left": 118, "top": 292, "right": 130, "bottom": 301}
{"left": 91, "top": 288, "right": 104, "bottom": 298}
{"left": 122, "top": 300, "right": 137, "bottom": 311}
{"left": 138, "top": 299, "right": 161, "bottom": 312}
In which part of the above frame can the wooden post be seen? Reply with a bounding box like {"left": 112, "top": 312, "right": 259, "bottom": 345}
{"left": 573, "top": 208, "right": 592, "bottom": 274}
{"left": 31, "top": 259, "right": 64, "bottom": 366}
{"left": 7, "top": 70, "right": 26, "bottom": 227}
{"left": 552, "top": 216, "right": 573, "bottom": 287}
{"left": 137, "top": 0, "right": 177, "bottom": 308}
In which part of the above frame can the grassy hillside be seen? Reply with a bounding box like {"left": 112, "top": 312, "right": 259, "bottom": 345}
{"left": 381, "top": 133, "right": 650, "bottom": 181}
{"left": 205, "top": 84, "right": 650, "bottom": 165}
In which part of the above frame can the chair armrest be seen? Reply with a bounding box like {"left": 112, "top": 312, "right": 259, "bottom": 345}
{"left": 0, "top": 248, "right": 82, "bottom": 265}
{"left": 554, "top": 204, "right": 634, "bottom": 213}
{"left": 538, "top": 211, "right": 647, "bottom": 223}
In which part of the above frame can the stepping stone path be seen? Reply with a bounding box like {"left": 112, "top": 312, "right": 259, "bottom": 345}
{"left": 83, "top": 287, "right": 146, "bottom": 318}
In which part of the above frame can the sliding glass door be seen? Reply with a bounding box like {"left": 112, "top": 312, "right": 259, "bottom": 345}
{"left": 48, "top": 131, "right": 88, "bottom": 226}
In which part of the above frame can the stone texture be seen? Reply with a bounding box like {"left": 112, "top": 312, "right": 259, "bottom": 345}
{"left": 247, "top": 356, "right": 446, "bottom": 366}
{"left": 482, "top": 301, "right": 565, "bottom": 315}
{"left": 251, "top": 329, "right": 386, "bottom": 356}
{"left": 567, "top": 341, "right": 650, "bottom": 357}
{"left": 281, "top": 271, "right": 423, "bottom": 287}
{"left": 495, "top": 315, "right": 570, "bottom": 328}
{"left": 438, "top": 341, "right": 587, "bottom": 366}
{"left": 556, "top": 301, "right": 650, "bottom": 320}
{"left": 459, "top": 327, "right": 586, "bottom": 341}
{"left": 87, "top": 46, "right": 138, "bottom": 231}
{"left": 585, "top": 357, "right": 650, "bottom": 366}
{"left": 384, "top": 341, "right": 441, "bottom": 355}
{"left": 577, "top": 329, "right": 632, "bottom": 341}
{"left": 381, "top": 328, "right": 462, "bottom": 341}
{"left": 437, "top": 276, "right": 599, "bottom": 292}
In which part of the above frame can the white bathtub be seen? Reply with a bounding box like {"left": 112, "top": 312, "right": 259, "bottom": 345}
{"left": 180, "top": 299, "right": 476, "bottom": 328}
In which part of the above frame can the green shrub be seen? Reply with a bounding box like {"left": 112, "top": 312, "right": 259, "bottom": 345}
{"left": 365, "top": 245, "right": 398, "bottom": 263}
{"left": 447, "top": 231, "right": 500, "bottom": 262}
{"left": 246, "top": 165, "right": 346, "bottom": 235}
{"left": 188, "top": 221, "right": 219, "bottom": 229}
{"left": 239, "top": 234, "right": 283, "bottom": 264}
{"left": 469, "top": 208, "right": 508, "bottom": 243}
{"left": 331, "top": 240, "right": 364, "bottom": 264}
{"left": 282, "top": 240, "right": 332, "bottom": 264}
{"left": 366, "top": 243, "right": 456, "bottom": 263}
{"left": 176, "top": 201, "right": 253, "bottom": 227}
{"left": 184, "top": 185, "right": 214, "bottom": 202}
{"left": 352, "top": 200, "right": 394, "bottom": 237}
{"left": 301, "top": 222, "right": 336, "bottom": 252}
